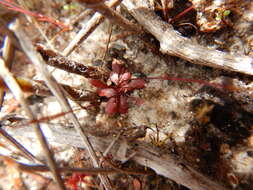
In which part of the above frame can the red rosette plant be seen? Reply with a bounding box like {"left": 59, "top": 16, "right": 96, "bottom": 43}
{"left": 90, "top": 59, "right": 145, "bottom": 115}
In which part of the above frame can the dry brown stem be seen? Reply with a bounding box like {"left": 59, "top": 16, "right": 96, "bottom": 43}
{"left": 12, "top": 19, "right": 113, "bottom": 190}
{"left": 0, "top": 58, "right": 66, "bottom": 190}
{"left": 122, "top": 0, "right": 253, "bottom": 75}
{"left": 7, "top": 157, "right": 150, "bottom": 175}
{"left": 38, "top": 44, "right": 109, "bottom": 79}
{"left": 0, "top": 19, "right": 21, "bottom": 50}
{"left": 0, "top": 128, "right": 38, "bottom": 162}
{"left": 0, "top": 75, "right": 99, "bottom": 104}
{"left": 63, "top": 0, "right": 124, "bottom": 56}
{"left": 78, "top": 0, "right": 142, "bottom": 32}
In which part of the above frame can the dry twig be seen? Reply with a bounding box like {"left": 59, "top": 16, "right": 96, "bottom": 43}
{"left": 63, "top": 0, "right": 123, "bottom": 56}
{"left": 5, "top": 156, "right": 150, "bottom": 175}
{"left": 8, "top": 125, "right": 230, "bottom": 190}
{"left": 122, "top": 0, "right": 253, "bottom": 75}
{"left": 12, "top": 19, "right": 113, "bottom": 190}
{"left": 37, "top": 44, "right": 109, "bottom": 79}
{"left": 0, "top": 58, "right": 66, "bottom": 190}
{"left": 0, "top": 127, "right": 38, "bottom": 162}
{"left": 0, "top": 26, "right": 16, "bottom": 110}
{"left": 78, "top": 0, "right": 142, "bottom": 32}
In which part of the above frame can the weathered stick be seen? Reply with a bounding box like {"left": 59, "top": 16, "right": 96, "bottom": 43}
{"left": 0, "top": 127, "right": 38, "bottom": 162}
{"left": 7, "top": 125, "right": 230, "bottom": 190}
{"left": 63, "top": 0, "right": 122, "bottom": 56}
{"left": 0, "top": 26, "right": 16, "bottom": 111}
{"left": 12, "top": 19, "right": 114, "bottom": 190}
{"left": 78, "top": 0, "right": 142, "bottom": 33}
{"left": 5, "top": 156, "right": 150, "bottom": 175}
{"left": 122, "top": 0, "right": 253, "bottom": 75}
{"left": 0, "top": 58, "right": 66, "bottom": 190}
{"left": 37, "top": 44, "right": 109, "bottom": 79}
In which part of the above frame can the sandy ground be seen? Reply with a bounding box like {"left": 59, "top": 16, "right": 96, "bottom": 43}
{"left": 0, "top": 0, "right": 253, "bottom": 190}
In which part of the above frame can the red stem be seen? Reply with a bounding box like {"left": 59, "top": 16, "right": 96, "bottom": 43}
{"left": 132, "top": 76, "right": 224, "bottom": 89}
{"left": 0, "top": 0, "right": 70, "bottom": 29}
{"left": 169, "top": 5, "right": 195, "bottom": 23}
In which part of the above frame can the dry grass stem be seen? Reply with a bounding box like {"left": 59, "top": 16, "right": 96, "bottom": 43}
{"left": 12, "top": 19, "right": 113, "bottom": 190}
{"left": 8, "top": 125, "right": 230, "bottom": 190}
{"left": 0, "top": 30, "right": 15, "bottom": 109}
{"left": 16, "top": 0, "right": 56, "bottom": 50}
{"left": 63, "top": 0, "right": 123, "bottom": 56}
{"left": 2, "top": 31, "right": 15, "bottom": 67}
{"left": 0, "top": 57, "right": 66, "bottom": 190}
{"left": 11, "top": 157, "right": 150, "bottom": 175}
{"left": 69, "top": 9, "right": 94, "bottom": 26}
{"left": 122, "top": 0, "right": 253, "bottom": 75}
{"left": 0, "top": 128, "right": 38, "bottom": 162}
{"left": 78, "top": 0, "right": 142, "bottom": 32}
{"left": 0, "top": 19, "right": 21, "bottom": 50}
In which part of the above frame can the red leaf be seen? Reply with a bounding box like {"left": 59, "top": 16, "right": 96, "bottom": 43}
{"left": 131, "top": 79, "right": 146, "bottom": 89}
{"left": 128, "top": 96, "right": 145, "bottom": 106}
{"left": 119, "top": 72, "right": 131, "bottom": 85}
{"left": 66, "top": 173, "right": 87, "bottom": 190}
{"left": 119, "top": 95, "right": 128, "bottom": 114}
{"left": 98, "top": 88, "right": 117, "bottom": 98}
{"left": 90, "top": 79, "right": 108, "bottom": 88}
{"left": 110, "top": 72, "right": 119, "bottom": 85}
{"left": 112, "top": 59, "right": 123, "bottom": 74}
{"left": 105, "top": 97, "right": 118, "bottom": 115}
{"left": 133, "top": 178, "right": 142, "bottom": 190}
{"left": 121, "top": 79, "right": 145, "bottom": 92}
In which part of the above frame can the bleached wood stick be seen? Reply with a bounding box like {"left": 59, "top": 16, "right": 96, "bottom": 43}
{"left": 0, "top": 58, "right": 66, "bottom": 190}
{"left": 122, "top": 0, "right": 253, "bottom": 75}
{"left": 63, "top": 0, "right": 122, "bottom": 56}
{"left": 7, "top": 125, "right": 230, "bottom": 190}
{"left": 12, "top": 20, "right": 113, "bottom": 190}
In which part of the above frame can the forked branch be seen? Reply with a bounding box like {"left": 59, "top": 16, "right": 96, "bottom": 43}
{"left": 122, "top": 0, "right": 253, "bottom": 75}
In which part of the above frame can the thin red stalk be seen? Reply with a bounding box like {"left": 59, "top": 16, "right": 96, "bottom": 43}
{"left": 22, "top": 108, "right": 82, "bottom": 126}
{"left": 167, "top": 76, "right": 223, "bottom": 89}
{"left": 169, "top": 5, "right": 194, "bottom": 23}
{"left": 0, "top": 0, "right": 70, "bottom": 30}
{"left": 21, "top": 105, "right": 95, "bottom": 126}
{"left": 132, "top": 76, "right": 224, "bottom": 89}
{"left": 0, "top": 0, "right": 39, "bottom": 17}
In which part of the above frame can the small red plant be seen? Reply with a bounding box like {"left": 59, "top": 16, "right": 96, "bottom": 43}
{"left": 65, "top": 172, "right": 88, "bottom": 190}
{"left": 90, "top": 59, "right": 145, "bottom": 115}
{"left": 89, "top": 59, "right": 228, "bottom": 116}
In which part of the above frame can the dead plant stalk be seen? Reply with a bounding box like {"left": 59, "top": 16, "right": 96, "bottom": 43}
{"left": 8, "top": 125, "right": 231, "bottom": 190}
{"left": 12, "top": 19, "right": 113, "bottom": 190}
{"left": 63, "top": 0, "right": 126, "bottom": 56}
{"left": 0, "top": 58, "right": 66, "bottom": 190}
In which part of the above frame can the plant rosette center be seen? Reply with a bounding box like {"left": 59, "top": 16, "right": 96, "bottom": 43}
{"left": 90, "top": 59, "right": 145, "bottom": 115}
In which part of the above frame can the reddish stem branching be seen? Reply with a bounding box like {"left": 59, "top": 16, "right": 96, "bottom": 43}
{"left": 169, "top": 5, "right": 195, "bottom": 23}
{"left": 0, "top": 0, "right": 70, "bottom": 30}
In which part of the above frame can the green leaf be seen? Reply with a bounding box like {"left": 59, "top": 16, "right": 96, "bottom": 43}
{"left": 223, "top": 10, "right": 231, "bottom": 17}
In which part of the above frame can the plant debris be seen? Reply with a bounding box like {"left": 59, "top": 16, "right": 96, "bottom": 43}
{"left": 0, "top": 0, "right": 252, "bottom": 190}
